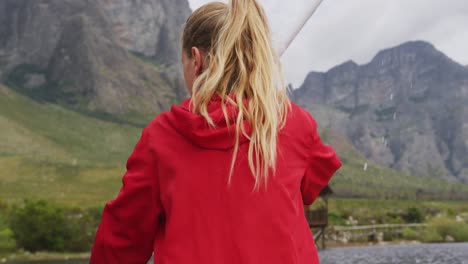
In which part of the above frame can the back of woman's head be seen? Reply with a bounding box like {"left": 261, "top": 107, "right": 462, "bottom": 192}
{"left": 182, "top": 0, "right": 290, "bottom": 189}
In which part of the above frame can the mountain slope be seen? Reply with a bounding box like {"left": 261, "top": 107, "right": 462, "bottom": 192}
{"left": 294, "top": 41, "right": 468, "bottom": 183}
{"left": 0, "top": 0, "right": 194, "bottom": 205}
{"left": 0, "top": 84, "right": 141, "bottom": 164}
{"left": 2, "top": 82, "right": 468, "bottom": 205}
{"left": 0, "top": 0, "right": 190, "bottom": 124}
{"left": 0, "top": 83, "right": 142, "bottom": 205}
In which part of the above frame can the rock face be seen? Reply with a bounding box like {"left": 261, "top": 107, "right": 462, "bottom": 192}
{"left": 96, "top": 0, "right": 190, "bottom": 64}
{"left": 0, "top": 0, "right": 191, "bottom": 123}
{"left": 294, "top": 41, "right": 468, "bottom": 182}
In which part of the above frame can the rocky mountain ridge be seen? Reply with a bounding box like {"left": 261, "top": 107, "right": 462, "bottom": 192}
{"left": 294, "top": 41, "right": 468, "bottom": 182}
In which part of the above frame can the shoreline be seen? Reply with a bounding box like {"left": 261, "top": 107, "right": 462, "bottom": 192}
{"left": 1, "top": 252, "right": 90, "bottom": 263}
{"left": 324, "top": 239, "right": 423, "bottom": 249}
{"left": 3, "top": 241, "right": 467, "bottom": 262}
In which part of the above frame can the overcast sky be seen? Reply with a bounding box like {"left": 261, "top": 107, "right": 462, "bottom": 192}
{"left": 188, "top": 0, "right": 468, "bottom": 86}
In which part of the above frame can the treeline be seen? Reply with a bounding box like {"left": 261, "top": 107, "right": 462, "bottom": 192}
{"left": 0, "top": 199, "right": 102, "bottom": 253}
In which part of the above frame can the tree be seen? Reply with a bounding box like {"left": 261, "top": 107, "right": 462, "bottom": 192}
{"left": 9, "top": 200, "right": 67, "bottom": 252}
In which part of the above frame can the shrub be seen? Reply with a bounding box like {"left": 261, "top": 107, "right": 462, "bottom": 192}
{"left": 446, "top": 208, "right": 457, "bottom": 217}
{"left": 9, "top": 200, "right": 100, "bottom": 252}
{"left": 402, "top": 227, "right": 419, "bottom": 240}
{"left": 432, "top": 218, "right": 468, "bottom": 242}
{"left": 62, "top": 207, "right": 100, "bottom": 252}
{"left": 0, "top": 228, "right": 16, "bottom": 252}
{"left": 0, "top": 201, "right": 16, "bottom": 252}
{"left": 420, "top": 228, "right": 443, "bottom": 243}
{"left": 328, "top": 212, "right": 346, "bottom": 225}
{"left": 9, "top": 200, "right": 67, "bottom": 252}
{"left": 385, "top": 211, "right": 405, "bottom": 224}
{"left": 404, "top": 207, "right": 425, "bottom": 223}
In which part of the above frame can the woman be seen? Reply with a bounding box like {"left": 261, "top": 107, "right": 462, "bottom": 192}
{"left": 90, "top": 0, "right": 341, "bottom": 263}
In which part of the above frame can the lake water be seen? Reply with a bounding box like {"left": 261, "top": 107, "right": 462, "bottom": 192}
{"left": 8, "top": 243, "right": 468, "bottom": 264}
{"left": 319, "top": 243, "right": 468, "bottom": 264}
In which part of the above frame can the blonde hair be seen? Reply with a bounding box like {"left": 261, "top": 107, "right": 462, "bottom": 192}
{"left": 182, "top": 0, "right": 290, "bottom": 189}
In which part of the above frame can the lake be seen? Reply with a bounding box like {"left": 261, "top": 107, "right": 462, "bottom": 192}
{"left": 7, "top": 243, "right": 468, "bottom": 264}
{"left": 319, "top": 243, "right": 468, "bottom": 264}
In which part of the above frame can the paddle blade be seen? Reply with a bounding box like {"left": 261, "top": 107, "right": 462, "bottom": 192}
{"left": 260, "top": 0, "right": 324, "bottom": 56}
{"left": 189, "top": 0, "right": 324, "bottom": 56}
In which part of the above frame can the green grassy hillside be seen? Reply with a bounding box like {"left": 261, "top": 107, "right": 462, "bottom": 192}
{"left": 0, "top": 84, "right": 142, "bottom": 206}
{"left": 1, "top": 84, "right": 467, "bottom": 208}
{"left": 322, "top": 129, "right": 468, "bottom": 200}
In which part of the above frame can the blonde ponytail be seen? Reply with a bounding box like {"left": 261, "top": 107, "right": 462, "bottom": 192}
{"left": 182, "top": 0, "right": 290, "bottom": 190}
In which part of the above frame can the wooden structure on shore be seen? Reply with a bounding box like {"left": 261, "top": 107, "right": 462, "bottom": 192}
{"left": 304, "top": 185, "right": 333, "bottom": 250}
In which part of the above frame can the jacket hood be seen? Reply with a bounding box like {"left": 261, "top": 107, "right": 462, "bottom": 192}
{"left": 166, "top": 94, "right": 251, "bottom": 150}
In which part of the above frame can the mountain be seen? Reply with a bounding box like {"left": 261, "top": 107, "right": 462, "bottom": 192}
{"left": 1, "top": 1, "right": 467, "bottom": 204}
{"left": 0, "top": 0, "right": 191, "bottom": 125}
{"left": 0, "top": 0, "right": 192, "bottom": 205}
{"left": 294, "top": 41, "right": 468, "bottom": 183}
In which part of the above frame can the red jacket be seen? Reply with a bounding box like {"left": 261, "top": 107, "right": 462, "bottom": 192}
{"left": 90, "top": 96, "right": 341, "bottom": 264}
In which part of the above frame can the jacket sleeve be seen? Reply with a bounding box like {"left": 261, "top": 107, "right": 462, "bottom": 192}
{"left": 90, "top": 126, "right": 163, "bottom": 264}
{"left": 300, "top": 113, "right": 342, "bottom": 205}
